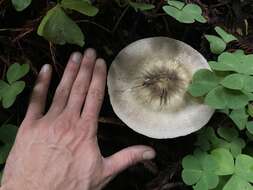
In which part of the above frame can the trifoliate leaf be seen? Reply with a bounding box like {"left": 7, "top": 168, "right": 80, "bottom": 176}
{"left": 217, "top": 127, "right": 239, "bottom": 142}
{"left": 215, "top": 26, "right": 238, "bottom": 43}
{"left": 205, "top": 86, "right": 249, "bottom": 109}
{"left": 61, "top": 0, "right": 99, "bottom": 16}
{"left": 188, "top": 69, "right": 220, "bottom": 97}
{"left": 208, "top": 61, "right": 233, "bottom": 72}
{"left": 229, "top": 108, "right": 248, "bottom": 130}
{"left": 11, "top": 0, "right": 32, "bottom": 11}
{"left": 182, "top": 155, "right": 202, "bottom": 185}
{"left": 183, "top": 4, "right": 202, "bottom": 18}
{"left": 1, "top": 81, "right": 25, "bottom": 108}
{"left": 211, "top": 148, "right": 234, "bottom": 175}
{"left": 220, "top": 74, "right": 253, "bottom": 92}
{"left": 182, "top": 151, "right": 219, "bottom": 190}
{"left": 220, "top": 74, "right": 245, "bottom": 90}
{"left": 205, "top": 35, "right": 226, "bottom": 54}
{"left": 37, "top": 5, "right": 85, "bottom": 47}
{"left": 163, "top": 6, "right": 195, "bottom": 23}
{"left": 0, "top": 80, "right": 9, "bottom": 101}
{"left": 217, "top": 127, "right": 246, "bottom": 157}
{"left": 7, "top": 63, "right": 29, "bottom": 84}
{"left": 235, "top": 154, "right": 253, "bottom": 183}
{"left": 223, "top": 175, "right": 253, "bottom": 190}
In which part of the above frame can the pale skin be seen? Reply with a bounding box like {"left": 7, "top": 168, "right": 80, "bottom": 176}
{"left": 0, "top": 49, "right": 156, "bottom": 190}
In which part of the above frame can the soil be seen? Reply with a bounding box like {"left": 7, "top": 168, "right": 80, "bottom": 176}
{"left": 1, "top": 0, "right": 253, "bottom": 189}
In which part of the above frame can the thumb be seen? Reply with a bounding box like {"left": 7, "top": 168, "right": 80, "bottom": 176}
{"left": 103, "top": 145, "right": 155, "bottom": 178}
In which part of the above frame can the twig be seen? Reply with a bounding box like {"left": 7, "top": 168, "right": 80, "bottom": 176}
{"left": 76, "top": 20, "right": 111, "bottom": 34}
{"left": 12, "top": 28, "right": 34, "bottom": 42}
{"left": 0, "top": 28, "right": 31, "bottom": 32}
{"left": 112, "top": 5, "right": 130, "bottom": 34}
{"left": 98, "top": 116, "right": 124, "bottom": 126}
{"left": 49, "top": 42, "right": 60, "bottom": 78}
{"left": 161, "top": 182, "right": 184, "bottom": 190}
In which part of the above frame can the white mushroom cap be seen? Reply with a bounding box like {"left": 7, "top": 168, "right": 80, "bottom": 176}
{"left": 107, "top": 37, "right": 214, "bottom": 139}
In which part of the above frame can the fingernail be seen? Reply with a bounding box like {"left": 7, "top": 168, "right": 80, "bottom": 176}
{"left": 41, "top": 64, "right": 50, "bottom": 73}
{"left": 142, "top": 150, "right": 156, "bottom": 160}
{"left": 85, "top": 48, "right": 96, "bottom": 58}
{"left": 71, "top": 52, "right": 82, "bottom": 63}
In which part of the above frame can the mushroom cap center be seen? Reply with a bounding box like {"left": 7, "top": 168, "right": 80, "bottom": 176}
{"left": 132, "top": 60, "right": 192, "bottom": 112}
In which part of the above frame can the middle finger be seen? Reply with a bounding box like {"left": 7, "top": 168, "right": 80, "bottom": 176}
{"left": 65, "top": 48, "right": 97, "bottom": 114}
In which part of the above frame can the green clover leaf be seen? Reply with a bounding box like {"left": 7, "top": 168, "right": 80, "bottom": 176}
{"left": 37, "top": 5, "right": 85, "bottom": 47}
{"left": 11, "top": 0, "right": 32, "bottom": 11}
{"left": 167, "top": 0, "right": 185, "bottom": 9}
{"left": 246, "top": 121, "right": 253, "bottom": 135}
{"left": 205, "top": 86, "right": 249, "bottom": 109}
{"left": 129, "top": 2, "right": 155, "bottom": 11}
{"left": 195, "top": 127, "right": 223, "bottom": 151}
{"left": 163, "top": 1, "right": 206, "bottom": 24}
{"left": 211, "top": 148, "right": 234, "bottom": 176}
{"left": 6, "top": 63, "right": 29, "bottom": 84}
{"left": 205, "top": 27, "right": 237, "bottom": 54}
{"left": 188, "top": 69, "right": 220, "bottom": 97}
{"left": 229, "top": 108, "right": 249, "bottom": 130}
{"left": 209, "top": 51, "right": 253, "bottom": 75}
{"left": 61, "top": 0, "right": 99, "bottom": 16}
{"left": 205, "top": 35, "right": 226, "bottom": 54}
{"left": 195, "top": 127, "right": 246, "bottom": 158}
{"left": 217, "top": 127, "right": 246, "bottom": 157}
{"left": 182, "top": 150, "right": 219, "bottom": 190}
{"left": 247, "top": 104, "right": 253, "bottom": 117}
{"left": 0, "top": 80, "right": 26, "bottom": 108}
{"left": 224, "top": 155, "right": 253, "bottom": 190}
{"left": 220, "top": 74, "right": 253, "bottom": 92}
{"left": 215, "top": 26, "right": 238, "bottom": 43}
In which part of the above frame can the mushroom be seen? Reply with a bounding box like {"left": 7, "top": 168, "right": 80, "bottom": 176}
{"left": 107, "top": 37, "right": 214, "bottom": 139}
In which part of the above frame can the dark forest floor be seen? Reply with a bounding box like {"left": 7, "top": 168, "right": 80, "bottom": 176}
{"left": 1, "top": 0, "right": 253, "bottom": 189}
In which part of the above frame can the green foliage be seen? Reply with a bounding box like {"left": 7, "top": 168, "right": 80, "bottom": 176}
{"left": 205, "top": 27, "right": 238, "bottom": 54}
{"left": 11, "top": 0, "right": 32, "bottom": 11}
{"left": 205, "top": 35, "right": 226, "bottom": 55}
{"left": 187, "top": 69, "right": 220, "bottom": 96}
{"left": 129, "top": 1, "right": 155, "bottom": 11}
{"left": 182, "top": 150, "right": 219, "bottom": 190}
{"left": 188, "top": 48, "right": 253, "bottom": 132}
{"left": 163, "top": 0, "right": 206, "bottom": 24}
{"left": 7, "top": 63, "right": 29, "bottom": 84}
{"left": 61, "top": 0, "right": 99, "bottom": 16}
{"left": 0, "top": 124, "right": 18, "bottom": 164}
{"left": 38, "top": 0, "right": 99, "bottom": 46}
{"left": 0, "top": 124, "right": 18, "bottom": 182}
{"left": 183, "top": 127, "right": 253, "bottom": 190}
{"left": 229, "top": 109, "right": 248, "bottom": 130}
{"left": 195, "top": 127, "right": 245, "bottom": 157}
{"left": 0, "top": 63, "right": 29, "bottom": 108}
{"left": 215, "top": 27, "right": 238, "bottom": 43}
{"left": 37, "top": 5, "right": 85, "bottom": 47}
{"left": 186, "top": 25, "right": 253, "bottom": 188}
{"left": 223, "top": 155, "right": 253, "bottom": 190}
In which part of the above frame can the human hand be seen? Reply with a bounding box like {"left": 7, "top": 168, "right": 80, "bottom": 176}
{"left": 0, "top": 49, "right": 155, "bottom": 190}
